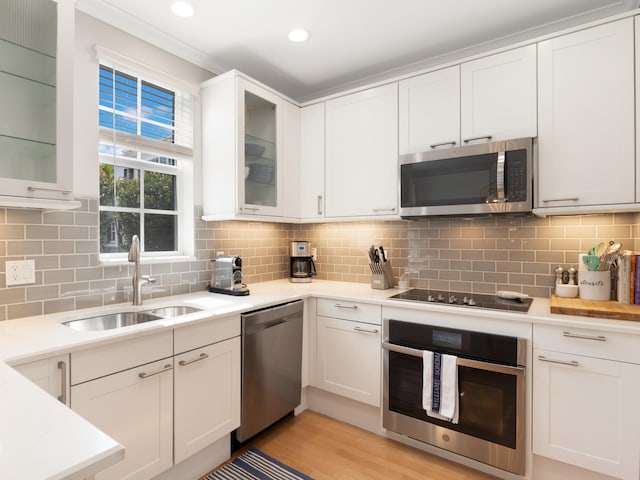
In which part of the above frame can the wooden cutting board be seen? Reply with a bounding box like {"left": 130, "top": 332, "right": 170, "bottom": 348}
{"left": 550, "top": 294, "right": 640, "bottom": 321}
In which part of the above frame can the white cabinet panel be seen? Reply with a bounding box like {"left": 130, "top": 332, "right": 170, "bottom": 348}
{"left": 325, "top": 83, "right": 398, "bottom": 218}
{"left": 399, "top": 66, "right": 460, "bottom": 154}
{"left": 533, "top": 350, "right": 640, "bottom": 479}
{"left": 537, "top": 18, "right": 635, "bottom": 209}
{"left": 174, "top": 337, "right": 240, "bottom": 463}
{"left": 300, "top": 103, "right": 325, "bottom": 220}
{"left": 14, "top": 354, "right": 69, "bottom": 406}
{"left": 71, "top": 358, "right": 174, "bottom": 480}
{"left": 461, "top": 44, "right": 537, "bottom": 142}
{"left": 316, "top": 316, "right": 381, "bottom": 406}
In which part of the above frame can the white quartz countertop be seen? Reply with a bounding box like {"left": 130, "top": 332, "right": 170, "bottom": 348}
{"left": 3, "top": 278, "right": 640, "bottom": 479}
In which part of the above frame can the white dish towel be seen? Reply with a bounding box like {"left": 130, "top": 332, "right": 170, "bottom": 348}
{"left": 422, "top": 350, "right": 459, "bottom": 423}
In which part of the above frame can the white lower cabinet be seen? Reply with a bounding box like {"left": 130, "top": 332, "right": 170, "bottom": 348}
{"left": 174, "top": 336, "right": 241, "bottom": 463}
{"left": 14, "top": 353, "right": 70, "bottom": 405}
{"left": 315, "top": 299, "right": 382, "bottom": 406}
{"left": 71, "top": 358, "right": 174, "bottom": 480}
{"left": 533, "top": 325, "right": 640, "bottom": 480}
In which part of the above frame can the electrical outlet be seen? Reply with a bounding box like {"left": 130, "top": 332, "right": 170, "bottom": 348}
{"left": 6, "top": 260, "right": 36, "bottom": 286}
{"left": 216, "top": 251, "right": 225, "bottom": 258}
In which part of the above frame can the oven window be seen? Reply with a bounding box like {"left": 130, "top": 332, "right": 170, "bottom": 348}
{"left": 388, "top": 352, "right": 517, "bottom": 449}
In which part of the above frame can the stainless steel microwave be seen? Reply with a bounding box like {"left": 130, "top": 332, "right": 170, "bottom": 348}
{"left": 399, "top": 137, "right": 535, "bottom": 218}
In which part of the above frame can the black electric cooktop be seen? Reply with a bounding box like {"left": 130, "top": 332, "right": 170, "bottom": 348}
{"left": 389, "top": 288, "right": 532, "bottom": 313}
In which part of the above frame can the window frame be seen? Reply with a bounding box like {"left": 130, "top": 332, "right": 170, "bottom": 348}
{"left": 96, "top": 53, "right": 195, "bottom": 263}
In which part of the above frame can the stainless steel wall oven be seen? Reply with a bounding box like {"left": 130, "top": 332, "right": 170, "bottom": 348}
{"left": 382, "top": 319, "right": 526, "bottom": 475}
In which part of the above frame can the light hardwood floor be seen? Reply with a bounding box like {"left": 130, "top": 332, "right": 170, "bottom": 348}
{"left": 207, "top": 411, "right": 500, "bottom": 480}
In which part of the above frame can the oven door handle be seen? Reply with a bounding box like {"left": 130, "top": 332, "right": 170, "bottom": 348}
{"left": 382, "top": 341, "right": 525, "bottom": 375}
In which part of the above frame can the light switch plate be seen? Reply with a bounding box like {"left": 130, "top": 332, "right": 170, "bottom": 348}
{"left": 6, "top": 260, "right": 36, "bottom": 286}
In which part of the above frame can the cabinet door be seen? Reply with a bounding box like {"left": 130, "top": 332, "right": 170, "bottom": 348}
{"left": 238, "top": 78, "right": 283, "bottom": 217}
{"left": 315, "top": 316, "right": 381, "bottom": 406}
{"left": 71, "top": 359, "right": 174, "bottom": 480}
{"left": 281, "top": 100, "right": 301, "bottom": 219}
{"left": 0, "top": 0, "right": 73, "bottom": 204}
{"left": 325, "top": 83, "right": 398, "bottom": 218}
{"left": 14, "top": 354, "right": 70, "bottom": 406}
{"left": 537, "top": 19, "right": 635, "bottom": 209}
{"left": 460, "top": 45, "right": 537, "bottom": 143}
{"left": 174, "top": 337, "right": 241, "bottom": 463}
{"left": 300, "top": 103, "right": 325, "bottom": 220}
{"left": 533, "top": 350, "right": 640, "bottom": 479}
{"left": 398, "top": 66, "right": 460, "bottom": 155}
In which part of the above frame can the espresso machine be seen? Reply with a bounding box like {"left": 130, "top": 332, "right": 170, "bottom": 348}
{"left": 290, "top": 241, "right": 317, "bottom": 283}
{"left": 209, "top": 255, "right": 250, "bottom": 296}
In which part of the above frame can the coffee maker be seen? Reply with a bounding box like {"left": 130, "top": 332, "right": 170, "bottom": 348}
{"left": 209, "top": 255, "right": 250, "bottom": 296}
{"left": 290, "top": 241, "right": 317, "bottom": 283}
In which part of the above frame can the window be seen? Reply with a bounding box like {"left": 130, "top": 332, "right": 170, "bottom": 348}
{"left": 98, "top": 62, "right": 194, "bottom": 257}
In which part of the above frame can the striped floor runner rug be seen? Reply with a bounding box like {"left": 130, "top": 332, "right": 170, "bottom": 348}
{"left": 204, "top": 447, "right": 314, "bottom": 480}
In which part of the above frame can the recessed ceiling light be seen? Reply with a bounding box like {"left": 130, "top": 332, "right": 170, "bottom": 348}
{"left": 288, "top": 28, "right": 310, "bottom": 43}
{"left": 171, "top": 1, "right": 194, "bottom": 18}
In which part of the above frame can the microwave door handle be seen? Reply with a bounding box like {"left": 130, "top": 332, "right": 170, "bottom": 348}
{"left": 496, "top": 151, "right": 506, "bottom": 202}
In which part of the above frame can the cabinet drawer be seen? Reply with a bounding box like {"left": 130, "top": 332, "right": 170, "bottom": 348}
{"left": 533, "top": 324, "right": 640, "bottom": 364}
{"left": 316, "top": 298, "right": 381, "bottom": 325}
{"left": 174, "top": 314, "right": 240, "bottom": 354}
{"left": 71, "top": 330, "right": 173, "bottom": 385}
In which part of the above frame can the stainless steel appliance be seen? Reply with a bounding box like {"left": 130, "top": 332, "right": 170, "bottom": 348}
{"left": 389, "top": 288, "right": 533, "bottom": 313}
{"left": 235, "top": 300, "right": 303, "bottom": 443}
{"left": 209, "top": 255, "right": 250, "bottom": 296}
{"left": 399, "top": 137, "right": 534, "bottom": 218}
{"left": 382, "top": 318, "right": 527, "bottom": 475}
{"left": 290, "top": 241, "right": 316, "bottom": 283}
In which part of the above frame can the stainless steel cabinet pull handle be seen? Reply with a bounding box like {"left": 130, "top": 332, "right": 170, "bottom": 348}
{"left": 317, "top": 195, "right": 323, "bottom": 215}
{"left": 371, "top": 207, "right": 396, "bottom": 213}
{"left": 354, "top": 326, "right": 379, "bottom": 334}
{"left": 240, "top": 206, "right": 260, "bottom": 212}
{"left": 562, "top": 331, "right": 606, "bottom": 342}
{"left": 537, "top": 355, "right": 580, "bottom": 367}
{"left": 57, "top": 361, "right": 67, "bottom": 404}
{"left": 139, "top": 364, "right": 173, "bottom": 379}
{"left": 334, "top": 304, "right": 358, "bottom": 309}
{"left": 178, "top": 353, "right": 209, "bottom": 366}
{"left": 463, "top": 135, "right": 492, "bottom": 144}
{"left": 28, "top": 186, "right": 72, "bottom": 195}
{"left": 542, "top": 197, "right": 579, "bottom": 203}
{"left": 430, "top": 141, "right": 457, "bottom": 149}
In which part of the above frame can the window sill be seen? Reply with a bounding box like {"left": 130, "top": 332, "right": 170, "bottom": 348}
{"left": 99, "top": 255, "right": 197, "bottom": 266}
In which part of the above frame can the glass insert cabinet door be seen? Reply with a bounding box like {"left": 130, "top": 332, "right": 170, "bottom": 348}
{"left": 241, "top": 82, "right": 279, "bottom": 212}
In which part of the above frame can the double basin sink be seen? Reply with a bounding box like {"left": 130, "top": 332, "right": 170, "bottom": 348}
{"left": 63, "top": 305, "right": 203, "bottom": 332}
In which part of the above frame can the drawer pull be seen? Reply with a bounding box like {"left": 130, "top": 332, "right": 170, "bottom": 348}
{"left": 538, "top": 355, "right": 579, "bottom": 367}
{"left": 430, "top": 141, "right": 457, "bottom": 149}
{"left": 334, "top": 304, "right": 358, "bottom": 310}
{"left": 178, "top": 353, "right": 209, "bottom": 366}
{"left": 562, "top": 331, "right": 607, "bottom": 342}
{"left": 354, "top": 326, "right": 379, "bottom": 334}
{"left": 57, "top": 361, "right": 67, "bottom": 405}
{"left": 139, "top": 364, "right": 173, "bottom": 379}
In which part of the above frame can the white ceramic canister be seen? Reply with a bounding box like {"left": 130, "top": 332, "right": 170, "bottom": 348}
{"left": 578, "top": 270, "right": 611, "bottom": 301}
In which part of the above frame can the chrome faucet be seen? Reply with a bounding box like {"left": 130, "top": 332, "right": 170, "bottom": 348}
{"left": 128, "top": 235, "right": 155, "bottom": 306}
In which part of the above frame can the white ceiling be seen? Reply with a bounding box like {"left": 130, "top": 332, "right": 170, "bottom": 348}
{"left": 76, "top": 0, "right": 639, "bottom": 102}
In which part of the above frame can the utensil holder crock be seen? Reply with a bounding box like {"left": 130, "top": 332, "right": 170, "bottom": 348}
{"left": 578, "top": 270, "right": 611, "bottom": 301}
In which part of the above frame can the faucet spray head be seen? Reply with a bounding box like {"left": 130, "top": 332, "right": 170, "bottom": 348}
{"left": 128, "top": 235, "right": 140, "bottom": 263}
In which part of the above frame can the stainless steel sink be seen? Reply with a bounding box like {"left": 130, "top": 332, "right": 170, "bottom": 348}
{"left": 145, "top": 305, "right": 202, "bottom": 317}
{"left": 63, "top": 311, "right": 162, "bottom": 331}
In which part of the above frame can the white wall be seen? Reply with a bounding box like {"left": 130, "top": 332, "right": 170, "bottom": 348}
{"left": 73, "top": 11, "right": 214, "bottom": 204}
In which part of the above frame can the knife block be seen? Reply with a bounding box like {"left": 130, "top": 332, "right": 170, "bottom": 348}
{"left": 370, "top": 261, "right": 394, "bottom": 290}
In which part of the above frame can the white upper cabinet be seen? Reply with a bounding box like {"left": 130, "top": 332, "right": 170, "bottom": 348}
{"left": 300, "top": 103, "right": 326, "bottom": 221}
{"left": 0, "top": 0, "right": 78, "bottom": 209}
{"left": 398, "top": 45, "right": 536, "bottom": 155}
{"left": 537, "top": 18, "right": 635, "bottom": 211}
{"left": 399, "top": 66, "right": 460, "bottom": 155}
{"left": 460, "top": 44, "right": 537, "bottom": 143}
{"left": 201, "top": 70, "right": 299, "bottom": 221}
{"left": 325, "top": 83, "right": 399, "bottom": 218}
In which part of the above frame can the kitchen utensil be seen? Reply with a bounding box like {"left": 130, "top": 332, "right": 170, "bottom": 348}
{"left": 582, "top": 255, "right": 602, "bottom": 271}
{"left": 379, "top": 245, "right": 387, "bottom": 262}
{"left": 496, "top": 290, "right": 529, "bottom": 302}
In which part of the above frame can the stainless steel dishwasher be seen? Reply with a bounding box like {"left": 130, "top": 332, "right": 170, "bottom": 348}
{"left": 235, "top": 299, "right": 303, "bottom": 443}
